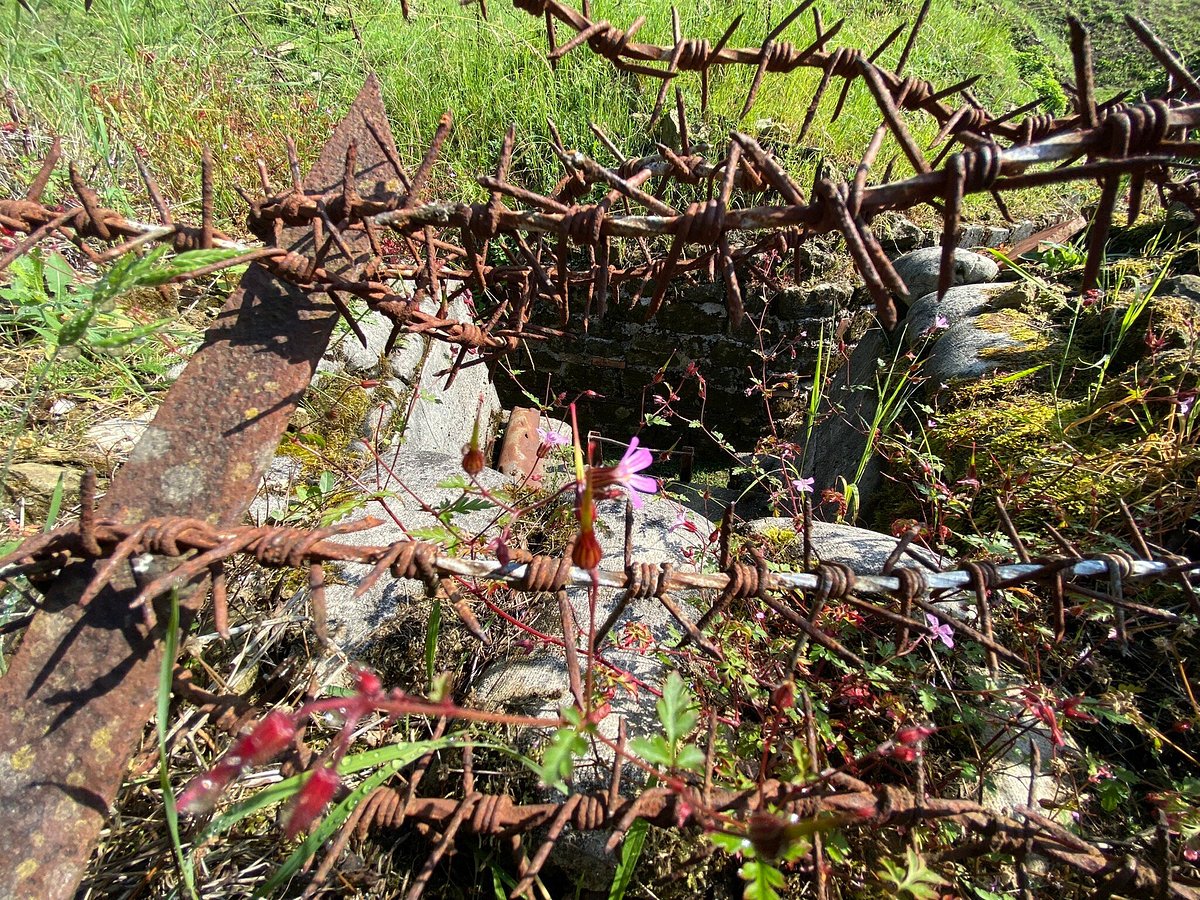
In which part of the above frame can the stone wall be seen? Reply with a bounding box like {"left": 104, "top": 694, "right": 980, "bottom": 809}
{"left": 498, "top": 215, "right": 1054, "bottom": 454}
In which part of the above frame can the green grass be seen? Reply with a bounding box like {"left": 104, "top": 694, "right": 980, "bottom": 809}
{"left": 1, "top": 0, "right": 1049, "bottom": 232}
{"left": 1012, "top": 0, "right": 1200, "bottom": 93}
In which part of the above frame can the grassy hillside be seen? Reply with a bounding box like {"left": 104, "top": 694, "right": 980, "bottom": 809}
{"left": 0, "top": 0, "right": 1047, "bottom": 229}
{"left": 1011, "top": 0, "right": 1199, "bottom": 94}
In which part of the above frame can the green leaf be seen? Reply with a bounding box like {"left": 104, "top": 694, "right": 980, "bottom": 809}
{"left": 629, "top": 735, "right": 675, "bottom": 769}
{"left": 408, "top": 525, "right": 457, "bottom": 545}
{"left": 43, "top": 253, "right": 75, "bottom": 299}
{"left": 657, "top": 672, "right": 699, "bottom": 748}
{"left": 674, "top": 745, "right": 707, "bottom": 772}
{"left": 709, "top": 831, "right": 751, "bottom": 855}
{"left": 608, "top": 818, "right": 648, "bottom": 900}
{"left": 425, "top": 596, "right": 441, "bottom": 688}
{"left": 138, "top": 248, "right": 247, "bottom": 287}
{"left": 42, "top": 473, "right": 64, "bottom": 532}
{"left": 739, "top": 859, "right": 784, "bottom": 900}
{"left": 537, "top": 726, "right": 588, "bottom": 793}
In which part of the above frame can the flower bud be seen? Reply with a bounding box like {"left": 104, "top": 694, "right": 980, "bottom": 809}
{"left": 354, "top": 668, "right": 383, "bottom": 698}
{"left": 895, "top": 724, "right": 936, "bottom": 746}
{"left": 462, "top": 446, "right": 484, "bottom": 476}
{"left": 177, "top": 764, "right": 239, "bottom": 816}
{"left": 573, "top": 530, "right": 603, "bottom": 570}
{"left": 282, "top": 767, "right": 341, "bottom": 840}
{"left": 771, "top": 681, "right": 795, "bottom": 710}
{"left": 228, "top": 711, "right": 296, "bottom": 768}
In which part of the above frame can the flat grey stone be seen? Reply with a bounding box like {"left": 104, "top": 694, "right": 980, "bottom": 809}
{"left": 798, "top": 326, "right": 894, "bottom": 519}
{"left": 246, "top": 456, "right": 304, "bottom": 526}
{"left": 907, "top": 283, "right": 1044, "bottom": 384}
{"left": 905, "top": 282, "right": 1024, "bottom": 338}
{"left": 742, "top": 517, "right": 945, "bottom": 573}
{"left": 319, "top": 451, "right": 509, "bottom": 651}
{"left": 86, "top": 410, "right": 155, "bottom": 458}
{"left": 1159, "top": 274, "right": 1200, "bottom": 305}
{"left": 333, "top": 308, "right": 395, "bottom": 375}
{"left": 892, "top": 247, "right": 999, "bottom": 302}
{"left": 383, "top": 296, "right": 503, "bottom": 457}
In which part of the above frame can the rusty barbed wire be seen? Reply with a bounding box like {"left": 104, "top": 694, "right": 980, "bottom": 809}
{"left": 342, "top": 766, "right": 1200, "bottom": 900}
{"left": 1, "top": 13, "right": 1197, "bottom": 382}
{"left": 1, "top": 491, "right": 1195, "bottom": 667}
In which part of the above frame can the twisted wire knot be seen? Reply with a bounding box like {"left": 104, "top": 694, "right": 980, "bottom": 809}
{"left": 559, "top": 204, "right": 606, "bottom": 245}
{"left": 588, "top": 24, "right": 633, "bottom": 59}
{"left": 375, "top": 298, "right": 416, "bottom": 324}
{"left": 465, "top": 201, "right": 503, "bottom": 241}
{"left": 269, "top": 251, "right": 316, "bottom": 283}
{"left": 440, "top": 320, "right": 492, "bottom": 349}
{"left": 174, "top": 225, "right": 212, "bottom": 252}
{"left": 1099, "top": 550, "right": 1135, "bottom": 579}
{"left": 514, "top": 552, "right": 572, "bottom": 592}
{"left": 895, "top": 76, "right": 935, "bottom": 108}
{"left": 893, "top": 566, "right": 929, "bottom": 601}
{"left": 625, "top": 561, "right": 668, "bottom": 599}
{"left": 674, "top": 199, "right": 726, "bottom": 245}
{"left": 961, "top": 560, "right": 1001, "bottom": 592}
{"left": 957, "top": 105, "right": 990, "bottom": 133}
{"left": 384, "top": 541, "right": 440, "bottom": 582}
{"left": 470, "top": 792, "right": 515, "bottom": 834}
{"left": 1019, "top": 113, "right": 1059, "bottom": 145}
{"left": 763, "top": 40, "right": 800, "bottom": 72}
{"left": 1104, "top": 99, "right": 1170, "bottom": 157}
{"left": 275, "top": 190, "right": 311, "bottom": 222}
{"left": 140, "top": 517, "right": 211, "bottom": 558}
{"left": 814, "top": 561, "right": 856, "bottom": 599}
{"left": 960, "top": 143, "right": 1003, "bottom": 194}
{"left": 250, "top": 526, "right": 325, "bottom": 567}
{"left": 676, "top": 38, "right": 712, "bottom": 70}
{"left": 724, "top": 560, "right": 763, "bottom": 600}
{"left": 570, "top": 793, "right": 610, "bottom": 830}
{"left": 67, "top": 205, "right": 125, "bottom": 242}
{"left": 826, "top": 47, "right": 866, "bottom": 79}
{"left": 618, "top": 157, "right": 648, "bottom": 179}
{"left": 0, "top": 199, "right": 50, "bottom": 230}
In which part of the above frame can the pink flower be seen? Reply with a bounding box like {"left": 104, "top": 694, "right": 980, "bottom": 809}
{"left": 791, "top": 476, "right": 814, "bottom": 494}
{"left": 537, "top": 427, "right": 569, "bottom": 448}
{"left": 595, "top": 437, "right": 657, "bottom": 508}
{"left": 669, "top": 510, "right": 700, "bottom": 535}
{"left": 933, "top": 315, "right": 949, "bottom": 330}
{"left": 924, "top": 613, "right": 954, "bottom": 649}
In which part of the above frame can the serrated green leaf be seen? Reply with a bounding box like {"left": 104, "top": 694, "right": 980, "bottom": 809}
{"left": 740, "top": 859, "right": 784, "bottom": 900}
{"left": 658, "top": 672, "right": 699, "bottom": 747}
{"left": 629, "top": 735, "right": 675, "bottom": 768}
{"left": 709, "top": 831, "right": 751, "bottom": 854}
{"left": 675, "top": 745, "right": 706, "bottom": 772}
{"left": 538, "top": 727, "right": 587, "bottom": 793}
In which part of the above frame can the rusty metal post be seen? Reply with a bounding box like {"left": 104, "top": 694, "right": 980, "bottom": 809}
{"left": 0, "top": 76, "right": 400, "bottom": 899}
